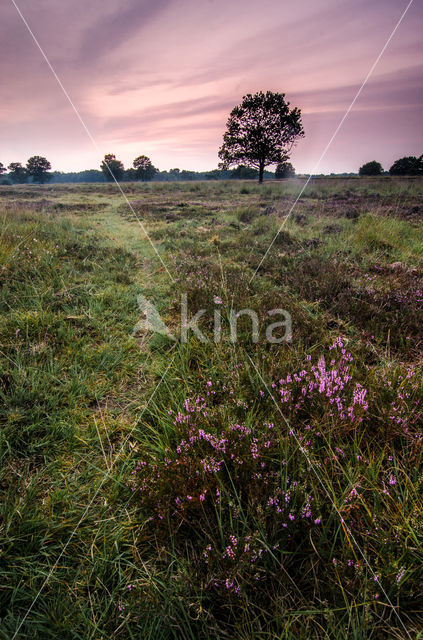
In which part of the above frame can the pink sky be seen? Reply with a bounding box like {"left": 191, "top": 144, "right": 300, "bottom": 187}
{"left": 1, "top": 0, "right": 422, "bottom": 174}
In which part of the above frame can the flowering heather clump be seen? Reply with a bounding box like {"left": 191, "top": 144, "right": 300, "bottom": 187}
{"left": 276, "top": 338, "right": 422, "bottom": 445}
{"left": 128, "top": 342, "right": 422, "bottom": 618}
{"left": 130, "top": 380, "right": 323, "bottom": 596}
{"left": 276, "top": 337, "right": 369, "bottom": 429}
{"left": 131, "top": 346, "right": 362, "bottom": 587}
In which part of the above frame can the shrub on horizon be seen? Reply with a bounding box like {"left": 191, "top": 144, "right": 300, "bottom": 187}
{"left": 359, "top": 161, "right": 383, "bottom": 176}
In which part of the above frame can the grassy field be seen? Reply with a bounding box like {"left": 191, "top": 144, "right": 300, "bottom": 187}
{"left": 0, "top": 176, "right": 422, "bottom": 639}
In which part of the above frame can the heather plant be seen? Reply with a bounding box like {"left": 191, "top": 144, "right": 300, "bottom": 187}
{"left": 127, "top": 339, "right": 422, "bottom": 633}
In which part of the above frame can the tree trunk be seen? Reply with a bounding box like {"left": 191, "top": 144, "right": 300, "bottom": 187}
{"left": 258, "top": 163, "right": 264, "bottom": 183}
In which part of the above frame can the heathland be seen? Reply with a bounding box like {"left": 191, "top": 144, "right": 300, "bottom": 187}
{"left": 0, "top": 177, "right": 422, "bottom": 639}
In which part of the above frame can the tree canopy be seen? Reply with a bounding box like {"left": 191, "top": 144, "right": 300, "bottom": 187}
{"left": 100, "top": 154, "right": 125, "bottom": 182}
{"left": 275, "top": 161, "right": 295, "bottom": 179}
{"left": 133, "top": 155, "right": 157, "bottom": 181}
{"left": 0, "top": 162, "right": 5, "bottom": 175}
{"left": 8, "top": 162, "right": 28, "bottom": 183}
{"left": 389, "top": 155, "right": 423, "bottom": 176}
{"left": 218, "top": 91, "right": 304, "bottom": 183}
{"left": 26, "top": 156, "right": 52, "bottom": 183}
{"left": 359, "top": 161, "right": 383, "bottom": 176}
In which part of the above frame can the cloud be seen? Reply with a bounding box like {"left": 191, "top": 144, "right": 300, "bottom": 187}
{"left": 77, "top": 0, "right": 173, "bottom": 60}
{"left": 293, "top": 65, "right": 423, "bottom": 115}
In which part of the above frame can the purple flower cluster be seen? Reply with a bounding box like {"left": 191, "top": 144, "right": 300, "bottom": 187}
{"left": 129, "top": 377, "right": 326, "bottom": 595}
{"left": 275, "top": 338, "right": 369, "bottom": 425}
{"left": 128, "top": 341, "right": 421, "bottom": 600}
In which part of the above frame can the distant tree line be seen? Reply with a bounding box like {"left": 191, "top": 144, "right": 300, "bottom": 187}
{"left": 359, "top": 155, "right": 423, "bottom": 176}
{"left": 97, "top": 154, "right": 280, "bottom": 182}
{"left": 51, "top": 170, "right": 106, "bottom": 183}
{"left": 0, "top": 162, "right": 278, "bottom": 185}
{"left": 2, "top": 151, "right": 421, "bottom": 186}
{"left": 0, "top": 156, "right": 52, "bottom": 184}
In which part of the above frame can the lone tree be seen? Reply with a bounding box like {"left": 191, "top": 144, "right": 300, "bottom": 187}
{"left": 100, "top": 154, "right": 125, "bottom": 182}
{"left": 389, "top": 155, "right": 423, "bottom": 176}
{"left": 218, "top": 91, "right": 304, "bottom": 183}
{"left": 133, "top": 155, "right": 157, "bottom": 181}
{"left": 0, "top": 162, "right": 5, "bottom": 175}
{"left": 8, "top": 162, "right": 28, "bottom": 183}
{"left": 26, "top": 156, "right": 52, "bottom": 183}
{"left": 275, "top": 161, "right": 295, "bottom": 179}
{"left": 359, "top": 160, "right": 383, "bottom": 176}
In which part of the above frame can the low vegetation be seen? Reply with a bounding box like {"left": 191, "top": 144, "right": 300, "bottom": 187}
{"left": 0, "top": 176, "right": 422, "bottom": 639}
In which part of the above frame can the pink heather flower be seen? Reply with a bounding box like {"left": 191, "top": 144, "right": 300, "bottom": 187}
{"left": 389, "top": 475, "right": 397, "bottom": 486}
{"left": 396, "top": 568, "right": 406, "bottom": 583}
{"left": 314, "top": 518, "right": 321, "bottom": 524}
{"left": 206, "top": 380, "right": 212, "bottom": 387}
{"left": 259, "top": 390, "right": 265, "bottom": 398}
{"left": 214, "top": 295, "right": 223, "bottom": 304}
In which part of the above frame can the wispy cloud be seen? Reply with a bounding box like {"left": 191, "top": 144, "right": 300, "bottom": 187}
{"left": 77, "top": 0, "right": 173, "bottom": 60}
